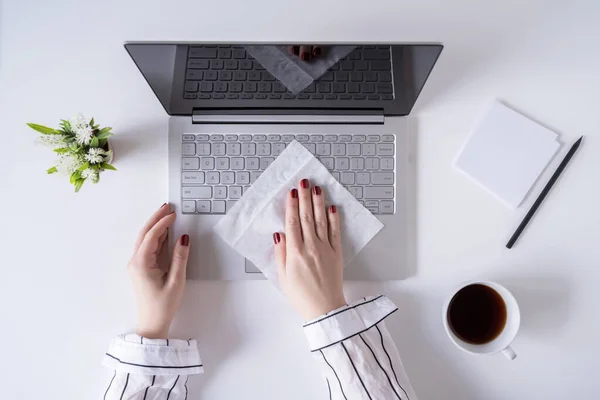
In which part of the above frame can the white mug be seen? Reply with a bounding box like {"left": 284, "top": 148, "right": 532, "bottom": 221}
{"left": 443, "top": 281, "right": 520, "bottom": 360}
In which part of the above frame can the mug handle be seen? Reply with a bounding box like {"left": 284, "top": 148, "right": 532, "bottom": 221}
{"left": 502, "top": 345, "right": 517, "bottom": 360}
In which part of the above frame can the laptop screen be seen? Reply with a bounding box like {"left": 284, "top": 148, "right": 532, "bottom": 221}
{"left": 124, "top": 43, "right": 442, "bottom": 117}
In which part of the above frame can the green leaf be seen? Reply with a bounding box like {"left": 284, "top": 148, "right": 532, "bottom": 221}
{"left": 98, "top": 138, "right": 108, "bottom": 148}
{"left": 70, "top": 170, "right": 82, "bottom": 184}
{"left": 96, "top": 127, "right": 113, "bottom": 140}
{"left": 27, "top": 123, "right": 59, "bottom": 135}
{"left": 47, "top": 166, "right": 58, "bottom": 174}
{"left": 89, "top": 117, "right": 95, "bottom": 127}
{"left": 90, "top": 136, "right": 99, "bottom": 148}
{"left": 74, "top": 179, "right": 85, "bottom": 192}
{"left": 93, "top": 174, "right": 100, "bottom": 184}
{"left": 101, "top": 163, "right": 117, "bottom": 171}
{"left": 77, "top": 162, "right": 90, "bottom": 172}
{"left": 53, "top": 147, "right": 70, "bottom": 154}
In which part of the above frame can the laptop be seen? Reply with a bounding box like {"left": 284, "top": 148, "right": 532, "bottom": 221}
{"left": 124, "top": 43, "right": 443, "bottom": 280}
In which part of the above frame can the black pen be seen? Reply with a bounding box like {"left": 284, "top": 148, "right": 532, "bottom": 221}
{"left": 506, "top": 136, "right": 584, "bottom": 249}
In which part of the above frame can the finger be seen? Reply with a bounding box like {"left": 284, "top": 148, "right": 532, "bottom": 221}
{"left": 273, "top": 232, "right": 286, "bottom": 283}
{"left": 298, "top": 178, "right": 317, "bottom": 242}
{"left": 134, "top": 203, "right": 170, "bottom": 253}
{"left": 290, "top": 45, "right": 300, "bottom": 56}
{"left": 313, "top": 46, "right": 322, "bottom": 57}
{"left": 299, "top": 45, "right": 311, "bottom": 61}
{"left": 167, "top": 234, "right": 190, "bottom": 287}
{"left": 312, "top": 185, "right": 328, "bottom": 242}
{"left": 327, "top": 205, "right": 341, "bottom": 251}
{"left": 285, "top": 188, "right": 303, "bottom": 249}
{"left": 157, "top": 229, "right": 169, "bottom": 254}
{"left": 138, "top": 212, "right": 176, "bottom": 256}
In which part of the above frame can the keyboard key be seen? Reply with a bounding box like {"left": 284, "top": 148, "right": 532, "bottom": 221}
{"left": 339, "top": 135, "right": 352, "bottom": 142}
{"left": 226, "top": 93, "right": 239, "bottom": 99}
{"left": 341, "top": 172, "right": 355, "bottom": 185}
{"left": 211, "top": 93, "right": 225, "bottom": 99}
{"left": 365, "top": 186, "right": 394, "bottom": 199}
{"left": 368, "top": 95, "right": 380, "bottom": 101}
{"left": 183, "top": 134, "right": 195, "bottom": 141}
{"left": 189, "top": 47, "right": 217, "bottom": 58}
{"left": 231, "top": 157, "right": 244, "bottom": 170}
{"left": 310, "top": 134, "right": 324, "bottom": 142}
{"left": 260, "top": 157, "right": 275, "bottom": 170}
{"left": 233, "top": 71, "right": 247, "bottom": 81}
{"left": 335, "top": 157, "right": 349, "bottom": 170}
{"left": 332, "top": 83, "right": 345, "bottom": 93}
{"left": 258, "top": 82, "right": 272, "bottom": 92}
{"left": 371, "top": 172, "right": 394, "bottom": 185}
{"left": 200, "top": 82, "right": 213, "bottom": 92}
{"left": 185, "top": 81, "right": 199, "bottom": 91}
{"left": 236, "top": 171, "right": 251, "bottom": 184}
{"left": 182, "top": 187, "right": 211, "bottom": 199}
{"left": 382, "top": 94, "right": 394, "bottom": 101}
{"left": 206, "top": 171, "right": 220, "bottom": 184}
{"left": 182, "top": 172, "right": 205, "bottom": 184}
{"left": 355, "top": 61, "right": 368, "bottom": 71}
{"left": 239, "top": 134, "right": 252, "bottom": 141}
{"left": 320, "top": 157, "right": 334, "bottom": 170}
{"left": 274, "top": 82, "right": 286, "bottom": 93}
{"left": 377, "top": 83, "right": 393, "bottom": 94}
{"left": 261, "top": 72, "right": 276, "bottom": 81}
{"left": 200, "top": 157, "right": 215, "bottom": 170}
{"left": 267, "top": 135, "right": 280, "bottom": 141}
{"left": 204, "top": 71, "right": 218, "bottom": 81}
{"left": 215, "top": 81, "right": 228, "bottom": 91}
{"left": 296, "top": 134, "right": 309, "bottom": 142}
{"left": 381, "top": 157, "right": 394, "bottom": 170}
{"left": 197, "top": 143, "right": 211, "bottom": 156}
{"left": 248, "top": 71, "right": 261, "bottom": 81}
{"left": 183, "top": 158, "right": 200, "bottom": 170}
{"left": 371, "top": 61, "right": 391, "bottom": 71}
{"left": 379, "top": 72, "right": 392, "bottom": 82}
{"left": 246, "top": 157, "right": 259, "bottom": 170}
{"left": 212, "top": 200, "right": 226, "bottom": 214}
{"left": 224, "top": 134, "right": 238, "bottom": 141}
{"left": 362, "top": 143, "right": 376, "bottom": 156}
{"left": 239, "top": 60, "right": 253, "bottom": 70}
{"left": 241, "top": 143, "right": 256, "bottom": 156}
{"left": 269, "top": 94, "right": 282, "bottom": 99}
{"left": 303, "top": 83, "right": 316, "bottom": 93}
{"left": 316, "top": 143, "right": 331, "bottom": 156}
{"left": 324, "top": 135, "right": 337, "bottom": 142}
{"left": 361, "top": 83, "right": 375, "bottom": 93}
{"left": 216, "top": 158, "right": 230, "bottom": 170}
{"left": 340, "top": 94, "right": 352, "bottom": 100}
{"left": 188, "top": 59, "right": 210, "bottom": 69}
{"left": 341, "top": 61, "right": 354, "bottom": 70}
{"left": 303, "top": 143, "right": 316, "bottom": 155}
{"left": 367, "top": 135, "right": 381, "bottom": 142}
{"left": 365, "top": 158, "right": 380, "bottom": 170}
{"left": 197, "top": 201, "right": 211, "bottom": 213}
{"left": 273, "top": 143, "right": 286, "bottom": 156}
{"left": 254, "top": 135, "right": 266, "bottom": 142}
{"left": 224, "top": 60, "right": 238, "bottom": 70}
{"left": 281, "top": 135, "right": 295, "bottom": 142}
{"left": 382, "top": 135, "right": 394, "bottom": 142}
{"left": 227, "top": 143, "right": 241, "bottom": 156}
{"left": 257, "top": 143, "right": 271, "bottom": 156}
{"left": 347, "top": 83, "right": 360, "bottom": 93}
{"left": 214, "top": 187, "right": 227, "bottom": 199}
{"left": 243, "top": 82, "right": 257, "bottom": 93}
{"left": 353, "top": 135, "right": 366, "bottom": 142}
{"left": 350, "top": 72, "right": 363, "bottom": 82}
{"left": 229, "top": 186, "right": 242, "bottom": 199}
{"left": 332, "top": 143, "right": 346, "bottom": 156}
{"left": 182, "top": 200, "right": 196, "bottom": 213}
{"left": 348, "top": 186, "right": 363, "bottom": 199}
{"left": 182, "top": 143, "right": 196, "bottom": 156}
{"left": 320, "top": 72, "right": 334, "bottom": 82}
{"left": 335, "top": 72, "right": 349, "bottom": 82}
{"left": 233, "top": 48, "right": 246, "bottom": 59}
{"left": 326, "top": 93, "right": 339, "bottom": 100}
{"left": 248, "top": 172, "right": 261, "bottom": 184}
{"left": 347, "top": 143, "right": 361, "bottom": 156}
{"left": 317, "top": 83, "right": 331, "bottom": 93}
{"left": 380, "top": 201, "right": 394, "bottom": 214}
{"left": 229, "top": 82, "right": 242, "bottom": 93}
{"left": 350, "top": 158, "right": 365, "bottom": 170}
{"left": 356, "top": 172, "right": 370, "bottom": 184}
{"left": 364, "top": 71, "right": 378, "bottom": 82}
{"left": 226, "top": 201, "right": 238, "bottom": 212}
{"left": 331, "top": 171, "right": 340, "bottom": 181}
{"left": 221, "top": 171, "right": 235, "bottom": 184}
{"left": 212, "top": 143, "right": 226, "bottom": 156}
{"left": 210, "top": 60, "right": 224, "bottom": 70}
{"left": 198, "top": 94, "right": 210, "bottom": 99}
{"left": 377, "top": 143, "right": 394, "bottom": 156}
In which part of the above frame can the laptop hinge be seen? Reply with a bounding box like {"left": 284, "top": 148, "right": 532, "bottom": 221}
{"left": 191, "top": 109, "right": 384, "bottom": 124}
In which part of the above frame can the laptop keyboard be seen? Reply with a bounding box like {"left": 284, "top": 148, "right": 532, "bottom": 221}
{"left": 181, "top": 134, "right": 395, "bottom": 215}
{"left": 184, "top": 45, "right": 394, "bottom": 101}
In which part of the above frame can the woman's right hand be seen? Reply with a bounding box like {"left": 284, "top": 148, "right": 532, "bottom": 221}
{"left": 273, "top": 179, "right": 347, "bottom": 321}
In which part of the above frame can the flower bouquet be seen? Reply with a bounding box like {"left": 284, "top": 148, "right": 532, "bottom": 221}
{"left": 28, "top": 114, "right": 116, "bottom": 192}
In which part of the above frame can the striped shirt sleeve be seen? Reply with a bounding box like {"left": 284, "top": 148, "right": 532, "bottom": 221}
{"left": 303, "top": 295, "right": 418, "bottom": 400}
{"left": 101, "top": 333, "right": 202, "bottom": 400}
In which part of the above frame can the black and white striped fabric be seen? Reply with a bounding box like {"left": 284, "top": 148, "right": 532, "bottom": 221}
{"left": 101, "top": 296, "right": 416, "bottom": 400}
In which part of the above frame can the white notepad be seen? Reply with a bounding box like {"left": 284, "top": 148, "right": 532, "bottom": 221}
{"left": 455, "top": 101, "right": 560, "bottom": 208}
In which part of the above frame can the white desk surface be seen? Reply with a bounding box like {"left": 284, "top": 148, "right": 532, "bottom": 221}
{"left": 1, "top": 0, "right": 599, "bottom": 398}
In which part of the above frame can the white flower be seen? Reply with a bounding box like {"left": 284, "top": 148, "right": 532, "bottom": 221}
{"left": 56, "top": 153, "right": 84, "bottom": 175}
{"left": 39, "top": 134, "right": 68, "bottom": 149}
{"left": 81, "top": 168, "right": 99, "bottom": 183}
{"left": 70, "top": 113, "right": 94, "bottom": 145}
{"left": 85, "top": 147, "right": 107, "bottom": 164}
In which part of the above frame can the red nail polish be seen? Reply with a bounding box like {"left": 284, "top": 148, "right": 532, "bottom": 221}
{"left": 291, "top": 188, "right": 298, "bottom": 198}
{"left": 330, "top": 205, "right": 337, "bottom": 214}
{"left": 301, "top": 179, "right": 309, "bottom": 189}
{"left": 181, "top": 234, "right": 189, "bottom": 247}
{"left": 160, "top": 203, "right": 167, "bottom": 208}
{"left": 313, "top": 186, "right": 322, "bottom": 195}
{"left": 273, "top": 232, "right": 281, "bottom": 244}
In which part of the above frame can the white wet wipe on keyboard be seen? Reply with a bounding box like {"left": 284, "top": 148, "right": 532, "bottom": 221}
{"left": 214, "top": 141, "right": 384, "bottom": 285}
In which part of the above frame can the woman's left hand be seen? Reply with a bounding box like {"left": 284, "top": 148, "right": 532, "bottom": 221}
{"left": 128, "top": 204, "right": 190, "bottom": 339}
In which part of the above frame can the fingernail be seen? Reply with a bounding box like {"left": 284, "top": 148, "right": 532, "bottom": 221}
{"left": 273, "top": 232, "right": 281, "bottom": 244}
{"left": 330, "top": 205, "right": 337, "bottom": 214}
{"left": 313, "top": 186, "right": 322, "bottom": 195}
{"left": 301, "top": 178, "right": 309, "bottom": 189}
{"left": 291, "top": 188, "right": 298, "bottom": 198}
{"left": 313, "top": 47, "right": 322, "bottom": 56}
{"left": 181, "top": 234, "right": 189, "bottom": 247}
{"left": 160, "top": 203, "right": 167, "bottom": 208}
{"left": 301, "top": 52, "right": 309, "bottom": 61}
